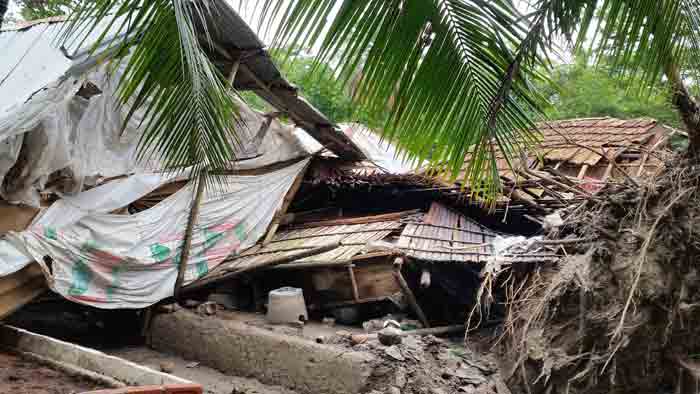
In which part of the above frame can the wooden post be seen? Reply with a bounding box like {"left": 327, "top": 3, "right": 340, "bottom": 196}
{"left": 577, "top": 164, "right": 589, "bottom": 179}
{"left": 227, "top": 59, "right": 240, "bottom": 88}
{"left": 348, "top": 264, "right": 360, "bottom": 301}
{"left": 252, "top": 111, "right": 283, "bottom": 148}
{"left": 392, "top": 257, "right": 430, "bottom": 328}
{"left": 174, "top": 174, "right": 206, "bottom": 301}
{"left": 262, "top": 160, "right": 310, "bottom": 245}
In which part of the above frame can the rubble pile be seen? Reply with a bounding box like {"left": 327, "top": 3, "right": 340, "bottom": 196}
{"left": 496, "top": 156, "right": 700, "bottom": 394}
{"left": 346, "top": 332, "right": 510, "bottom": 394}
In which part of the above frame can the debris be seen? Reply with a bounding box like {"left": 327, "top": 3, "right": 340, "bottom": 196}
{"left": 156, "top": 303, "right": 179, "bottom": 314}
{"left": 331, "top": 306, "right": 360, "bottom": 325}
{"left": 196, "top": 301, "right": 218, "bottom": 316}
{"left": 159, "top": 361, "right": 175, "bottom": 373}
{"left": 498, "top": 156, "right": 700, "bottom": 393}
{"left": 363, "top": 318, "right": 387, "bottom": 333}
{"left": 452, "top": 366, "right": 486, "bottom": 385}
{"left": 207, "top": 293, "right": 238, "bottom": 310}
{"left": 350, "top": 334, "right": 369, "bottom": 346}
{"left": 388, "top": 387, "right": 401, "bottom": 394}
{"left": 384, "top": 346, "right": 405, "bottom": 361}
{"left": 543, "top": 212, "right": 564, "bottom": 229}
{"left": 378, "top": 327, "right": 403, "bottom": 346}
{"left": 395, "top": 367, "right": 407, "bottom": 388}
{"left": 183, "top": 300, "right": 201, "bottom": 309}
{"left": 185, "top": 361, "right": 199, "bottom": 368}
{"left": 321, "top": 317, "right": 336, "bottom": 327}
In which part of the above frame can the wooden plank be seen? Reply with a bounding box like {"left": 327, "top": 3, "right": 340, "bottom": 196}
{"left": 0, "top": 263, "right": 47, "bottom": 320}
{"left": 262, "top": 160, "right": 311, "bottom": 245}
{"left": 290, "top": 209, "right": 420, "bottom": 229}
{"left": 577, "top": 164, "right": 589, "bottom": 179}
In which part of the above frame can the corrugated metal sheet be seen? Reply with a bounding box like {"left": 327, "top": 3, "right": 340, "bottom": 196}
{"left": 397, "top": 202, "right": 500, "bottom": 263}
{"left": 212, "top": 219, "right": 401, "bottom": 275}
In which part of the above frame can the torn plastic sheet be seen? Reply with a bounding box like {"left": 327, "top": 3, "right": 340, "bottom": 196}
{"left": 341, "top": 123, "right": 418, "bottom": 174}
{"left": 9, "top": 159, "right": 309, "bottom": 309}
{"left": 0, "top": 170, "right": 184, "bottom": 277}
{"left": 0, "top": 59, "right": 319, "bottom": 206}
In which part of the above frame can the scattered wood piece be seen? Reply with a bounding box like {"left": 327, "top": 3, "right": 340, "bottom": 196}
{"left": 534, "top": 237, "right": 596, "bottom": 245}
{"left": 182, "top": 242, "right": 341, "bottom": 294}
{"left": 393, "top": 257, "right": 430, "bottom": 328}
{"left": 291, "top": 210, "right": 421, "bottom": 229}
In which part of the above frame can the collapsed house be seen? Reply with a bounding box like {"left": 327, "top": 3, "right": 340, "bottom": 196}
{"left": 0, "top": 2, "right": 685, "bottom": 349}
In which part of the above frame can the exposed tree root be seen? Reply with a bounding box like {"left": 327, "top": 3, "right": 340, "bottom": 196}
{"left": 477, "top": 156, "right": 700, "bottom": 393}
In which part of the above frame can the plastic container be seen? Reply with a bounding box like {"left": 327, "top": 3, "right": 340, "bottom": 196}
{"left": 266, "top": 287, "right": 308, "bottom": 324}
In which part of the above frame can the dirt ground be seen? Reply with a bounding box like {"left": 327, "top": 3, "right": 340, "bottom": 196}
{"left": 0, "top": 351, "right": 105, "bottom": 394}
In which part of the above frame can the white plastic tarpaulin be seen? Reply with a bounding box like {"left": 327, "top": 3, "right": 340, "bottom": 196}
{"left": 341, "top": 123, "right": 418, "bottom": 174}
{"left": 0, "top": 170, "right": 184, "bottom": 278}
{"left": 8, "top": 159, "right": 309, "bottom": 309}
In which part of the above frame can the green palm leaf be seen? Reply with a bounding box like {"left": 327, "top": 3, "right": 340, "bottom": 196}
{"left": 251, "top": 0, "right": 549, "bottom": 203}
{"left": 60, "top": 0, "right": 241, "bottom": 180}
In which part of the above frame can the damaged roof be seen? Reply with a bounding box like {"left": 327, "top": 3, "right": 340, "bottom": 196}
{"left": 537, "top": 117, "right": 662, "bottom": 166}
{"left": 0, "top": 6, "right": 365, "bottom": 161}
{"left": 397, "top": 202, "right": 500, "bottom": 263}
{"left": 211, "top": 218, "right": 402, "bottom": 271}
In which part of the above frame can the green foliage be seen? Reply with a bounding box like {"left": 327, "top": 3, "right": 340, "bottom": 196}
{"left": 541, "top": 55, "right": 682, "bottom": 128}
{"left": 17, "top": 0, "right": 78, "bottom": 20}
{"left": 251, "top": 0, "right": 547, "bottom": 201}
{"left": 61, "top": 0, "right": 241, "bottom": 180}
{"left": 243, "top": 49, "right": 383, "bottom": 128}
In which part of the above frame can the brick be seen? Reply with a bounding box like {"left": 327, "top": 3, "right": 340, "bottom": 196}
{"left": 167, "top": 384, "right": 203, "bottom": 394}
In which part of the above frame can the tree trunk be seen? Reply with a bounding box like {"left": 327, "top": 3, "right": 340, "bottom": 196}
{"left": 665, "top": 63, "right": 700, "bottom": 160}
{"left": 0, "top": 0, "right": 8, "bottom": 29}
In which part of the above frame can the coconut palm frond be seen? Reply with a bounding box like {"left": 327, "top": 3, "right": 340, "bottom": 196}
{"left": 589, "top": 0, "right": 700, "bottom": 85}
{"left": 250, "top": 0, "right": 549, "bottom": 202}
{"left": 525, "top": 0, "right": 700, "bottom": 87}
{"left": 60, "top": 0, "right": 240, "bottom": 178}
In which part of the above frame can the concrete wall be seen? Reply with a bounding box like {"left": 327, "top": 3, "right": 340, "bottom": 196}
{"left": 0, "top": 324, "right": 191, "bottom": 387}
{"left": 149, "top": 310, "right": 375, "bottom": 394}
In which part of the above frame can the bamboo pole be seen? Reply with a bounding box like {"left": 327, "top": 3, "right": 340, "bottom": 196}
{"left": 393, "top": 257, "right": 430, "bottom": 328}
{"left": 174, "top": 174, "right": 206, "bottom": 300}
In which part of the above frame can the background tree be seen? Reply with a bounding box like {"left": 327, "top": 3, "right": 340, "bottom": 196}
{"left": 49, "top": 0, "right": 700, "bottom": 199}
{"left": 16, "top": 0, "right": 78, "bottom": 20}
{"left": 0, "top": 0, "right": 9, "bottom": 27}
{"left": 541, "top": 54, "right": 681, "bottom": 128}
{"left": 243, "top": 48, "right": 384, "bottom": 128}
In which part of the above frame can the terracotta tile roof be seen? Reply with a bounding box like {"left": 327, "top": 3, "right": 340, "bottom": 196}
{"left": 537, "top": 117, "right": 660, "bottom": 165}
{"left": 452, "top": 117, "right": 667, "bottom": 182}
